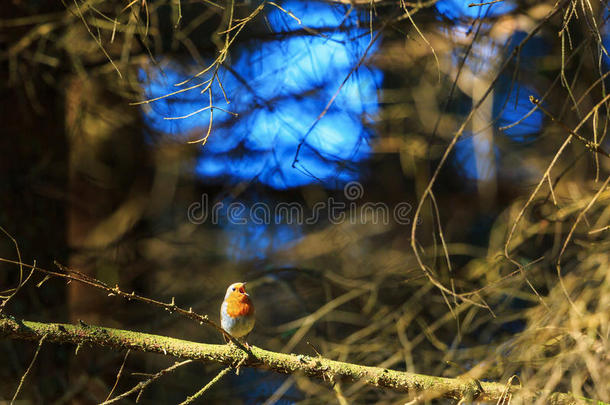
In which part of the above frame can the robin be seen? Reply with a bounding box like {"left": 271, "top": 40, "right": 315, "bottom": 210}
{"left": 220, "top": 282, "right": 255, "bottom": 343}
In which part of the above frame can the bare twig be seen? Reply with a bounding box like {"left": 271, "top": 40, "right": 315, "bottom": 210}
{"left": 556, "top": 174, "right": 610, "bottom": 314}
{"left": 11, "top": 333, "right": 48, "bottom": 405}
{"left": 100, "top": 360, "right": 193, "bottom": 404}
{"left": 179, "top": 366, "right": 231, "bottom": 405}
{"left": 103, "top": 349, "right": 131, "bottom": 402}
{"left": 0, "top": 227, "right": 35, "bottom": 313}
{"left": 411, "top": 0, "right": 571, "bottom": 306}
{"left": 468, "top": 0, "right": 504, "bottom": 6}
{"left": 530, "top": 96, "right": 610, "bottom": 159}
{"left": 0, "top": 257, "right": 250, "bottom": 353}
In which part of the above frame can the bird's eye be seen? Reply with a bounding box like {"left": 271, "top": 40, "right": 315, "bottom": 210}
{"left": 232, "top": 287, "right": 236, "bottom": 291}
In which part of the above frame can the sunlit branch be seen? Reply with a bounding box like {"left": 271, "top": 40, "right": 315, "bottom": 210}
{"left": 0, "top": 316, "right": 598, "bottom": 405}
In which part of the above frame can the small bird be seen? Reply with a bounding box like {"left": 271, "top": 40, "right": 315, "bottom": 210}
{"left": 220, "top": 282, "right": 255, "bottom": 344}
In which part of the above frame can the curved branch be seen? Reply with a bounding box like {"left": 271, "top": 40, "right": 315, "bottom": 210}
{"left": 0, "top": 316, "right": 599, "bottom": 404}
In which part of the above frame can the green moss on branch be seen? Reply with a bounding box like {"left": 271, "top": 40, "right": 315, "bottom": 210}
{"left": 0, "top": 316, "right": 602, "bottom": 404}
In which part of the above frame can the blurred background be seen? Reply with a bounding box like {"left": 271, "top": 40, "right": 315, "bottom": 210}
{"left": 1, "top": 0, "right": 609, "bottom": 403}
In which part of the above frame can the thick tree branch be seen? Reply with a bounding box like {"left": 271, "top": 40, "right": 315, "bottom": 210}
{"left": 0, "top": 316, "right": 600, "bottom": 404}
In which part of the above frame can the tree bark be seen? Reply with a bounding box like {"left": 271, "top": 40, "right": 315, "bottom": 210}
{"left": 0, "top": 316, "right": 600, "bottom": 405}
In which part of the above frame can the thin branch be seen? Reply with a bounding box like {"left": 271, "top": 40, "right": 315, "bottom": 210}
{"left": 556, "top": 174, "right": 610, "bottom": 314}
{"left": 101, "top": 360, "right": 193, "bottom": 404}
{"left": 104, "top": 349, "right": 131, "bottom": 402}
{"left": 11, "top": 333, "right": 48, "bottom": 405}
{"left": 0, "top": 257, "right": 250, "bottom": 353}
{"left": 411, "top": 0, "right": 571, "bottom": 306}
{"left": 179, "top": 365, "right": 232, "bottom": 405}
{"left": 530, "top": 96, "right": 610, "bottom": 158}
{"left": 0, "top": 227, "right": 36, "bottom": 314}
{"left": 468, "top": 0, "right": 504, "bottom": 6}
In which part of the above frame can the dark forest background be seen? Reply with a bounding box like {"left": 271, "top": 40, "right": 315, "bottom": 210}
{"left": 1, "top": 0, "right": 609, "bottom": 403}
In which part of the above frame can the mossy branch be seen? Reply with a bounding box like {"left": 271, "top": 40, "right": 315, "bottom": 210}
{"left": 0, "top": 316, "right": 602, "bottom": 404}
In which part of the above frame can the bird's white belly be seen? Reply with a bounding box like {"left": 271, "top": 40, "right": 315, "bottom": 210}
{"left": 221, "top": 301, "right": 255, "bottom": 338}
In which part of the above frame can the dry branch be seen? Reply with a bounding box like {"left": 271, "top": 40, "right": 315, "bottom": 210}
{"left": 0, "top": 316, "right": 601, "bottom": 404}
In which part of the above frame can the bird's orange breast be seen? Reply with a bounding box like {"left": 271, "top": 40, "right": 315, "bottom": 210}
{"left": 225, "top": 294, "right": 254, "bottom": 318}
